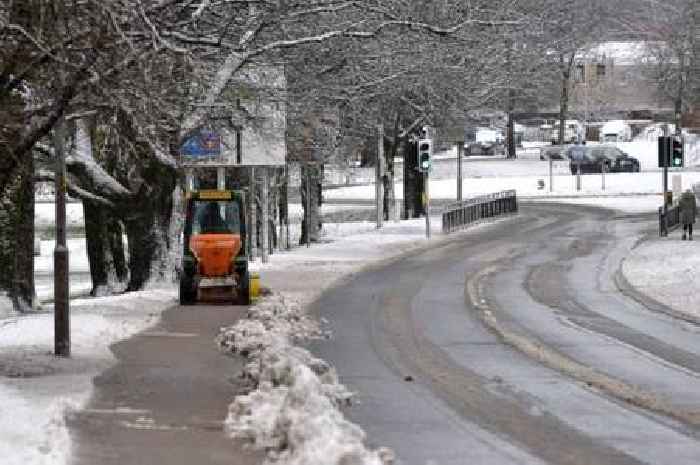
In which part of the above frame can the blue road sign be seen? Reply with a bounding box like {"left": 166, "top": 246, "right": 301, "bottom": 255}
{"left": 181, "top": 129, "right": 221, "bottom": 158}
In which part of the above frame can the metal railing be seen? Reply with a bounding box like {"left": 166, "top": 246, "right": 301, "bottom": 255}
{"left": 659, "top": 204, "right": 680, "bottom": 237}
{"left": 442, "top": 190, "right": 518, "bottom": 234}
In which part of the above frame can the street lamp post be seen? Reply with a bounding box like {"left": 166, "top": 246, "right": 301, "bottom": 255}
{"left": 53, "top": 120, "right": 70, "bottom": 357}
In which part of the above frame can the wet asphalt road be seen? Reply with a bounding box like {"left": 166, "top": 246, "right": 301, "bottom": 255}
{"left": 310, "top": 203, "right": 700, "bottom": 465}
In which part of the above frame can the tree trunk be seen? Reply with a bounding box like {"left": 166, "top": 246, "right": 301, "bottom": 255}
{"left": 80, "top": 119, "right": 128, "bottom": 296}
{"left": 122, "top": 177, "right": 175, "bottom": 291}
{"left": 402, "top": 139, "right": 424, "bottom": 219}
{"left": 300, "top": 164, "right": 321, "bottom": 244}
{"left": 0, "top": 157, "right": 36, "bottom": 311}
{"left": 83, "top": 200, "right": 126, "bottom": 296}
{"left": 0, "top": 181, "right": 15, "bottom": 298}
{"left": 11, "top": 156, "right": 36, "bottom": 311}
{"left": 280, "top": 165, "right": 289, "bottom": 249}
{"left": 383, "top": 113, "right": 400, "bottom": 220}
{"left": 507, "top": 110, "right": 516, "bottom": 159}
{"left": 559, "top": 55, "right": 570, "bottom": 146}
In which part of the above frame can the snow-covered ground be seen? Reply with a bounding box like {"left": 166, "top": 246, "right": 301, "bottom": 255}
{"left": 0, "top": 288, "right": 176, "bottom": 465}
{"left": 623, "top": 238, "right": 700, "bottom": 320}
{"left": 6, "top": 142, "right": 700, "bottom": 465}
{"left": 34, "top": 238, "right": 91, "bottom": 302}
{"left": 34, "top": 202, "right": 84, "bottom": 238}
{"left": 326, "top": 170, "right": 700, "bottom": 201}
{"left": 4, "top": 207, "right": 480, "bottom": 465}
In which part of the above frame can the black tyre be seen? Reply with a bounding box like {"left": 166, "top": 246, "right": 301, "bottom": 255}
{"left": 179, "top": 277, "right": 196, "bottom": 305}
{"left": 238, "top": 272, "right": 251, "bottom": 306}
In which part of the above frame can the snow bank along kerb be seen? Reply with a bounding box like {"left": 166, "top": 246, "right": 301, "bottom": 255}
{"left": 217, "top": 295, "right": 394, "bottom": 465}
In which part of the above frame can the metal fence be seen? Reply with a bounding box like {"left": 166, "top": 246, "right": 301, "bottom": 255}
{"left": 659, "top": 204, "right": 680, "bottom": 237}
{"left": 442, "top": 190, "right": 518, "bottom": 234}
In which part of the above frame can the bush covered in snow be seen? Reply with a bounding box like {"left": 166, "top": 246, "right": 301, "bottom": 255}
{"left": 217, "top": 295, "right": 393, "bottom": 465}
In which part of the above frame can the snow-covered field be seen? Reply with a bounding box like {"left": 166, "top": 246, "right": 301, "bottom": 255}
{"left": 327, "top": 168, "right": 700, "bottom": 201}
{"left": 34, "top": 202, "right": 84, "bottom": 228}
{"left": 34, "top": 238, "right": 91, "bottom": 302}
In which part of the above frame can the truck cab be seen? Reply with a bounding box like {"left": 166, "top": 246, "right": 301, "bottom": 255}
{"left": 180, "top": 189, "right": 250, "bottom": 305}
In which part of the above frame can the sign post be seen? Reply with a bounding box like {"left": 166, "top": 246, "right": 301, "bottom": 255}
{"left": 658, "top": 136, "right": 670, "bottom": 236}
{"left": 601, "top": 161, "right": 606, "bottom": 191}
{"left": 457, "top": 142, "right": 463, "bottom": 201}
{"left": 418, "top": 131, "right": 433, "bottom": 239}
{"left": 376, "top": 124, "right": 384, "bottom": 229}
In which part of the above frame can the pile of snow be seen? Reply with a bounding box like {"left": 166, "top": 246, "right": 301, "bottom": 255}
{"left": 217, "top": 295, "right": 393, "bottom": 465}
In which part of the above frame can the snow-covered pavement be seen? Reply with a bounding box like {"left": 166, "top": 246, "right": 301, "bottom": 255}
{"left": 622, "top": 237, "right": 700, "bottom": 322}
{"left": 0, "top": 288, "right": 176, "bottom": 465}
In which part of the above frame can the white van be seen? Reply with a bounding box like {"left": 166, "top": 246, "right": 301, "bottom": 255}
{"left": 600, "top": 120, "right": 632, "bottom": 143}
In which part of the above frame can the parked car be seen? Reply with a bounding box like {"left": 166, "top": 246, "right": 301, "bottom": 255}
{"left": 567, "top": 145, "right": 640, "bottom": 173}
{"left": 605, "top": 146, "right": 641, "bottom": 172}
{"left": 464, "top": 127, "right": 505, "bottom": 156}
{"left": 539, "top": 145, "right": 568, "bottom": 160}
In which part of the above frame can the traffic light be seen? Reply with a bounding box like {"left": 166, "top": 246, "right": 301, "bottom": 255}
{"left": 671, "top": 136, "right": 684, "bottom": 167}
{"left": 418, "top": 138, "right": 432, "bottom": 173}
{"left": 658, "top": 136, "right": 670, "bottom": 167}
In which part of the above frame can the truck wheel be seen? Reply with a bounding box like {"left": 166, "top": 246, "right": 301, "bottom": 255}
{"left": 179, "top": 277, "right": 196, "bottom": 305}
{"left": 238, "top": 272, "right": 251, "bottom": 306}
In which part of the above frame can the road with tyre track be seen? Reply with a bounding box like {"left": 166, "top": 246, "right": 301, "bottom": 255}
{"left": 310, "top": 203, "right": 700, "bottom": 465}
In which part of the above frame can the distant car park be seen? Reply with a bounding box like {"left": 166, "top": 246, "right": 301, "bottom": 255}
{"left": 465, "top": 127, "right": 506, "bottom": 156}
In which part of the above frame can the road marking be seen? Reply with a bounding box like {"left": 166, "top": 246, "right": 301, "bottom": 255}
{"left": 120, "top": 417, "right": 188, "bottom": 431}
{"left": 141, "top": 331, "right": 199, "bottom": 338}
{"left": 81, "top": 408, "right": 151, "bottom": 415}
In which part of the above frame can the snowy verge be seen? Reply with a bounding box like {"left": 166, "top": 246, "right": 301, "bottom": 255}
{"left": 0, "top": 286, "right": 176, "bottom": 465}
{"left": 621, "top": 237, "right": 700, "bottom": 321}
{"left": 217, "top": 294, "right": 393, "bottom": 465}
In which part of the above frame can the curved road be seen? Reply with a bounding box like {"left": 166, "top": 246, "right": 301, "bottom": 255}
{"left": 310, "top": 203, "right": 700, "bottom": 465}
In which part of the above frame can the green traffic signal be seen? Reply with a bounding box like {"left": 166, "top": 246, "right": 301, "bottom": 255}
{"left": 671, "top": 137, "right": 683, "bottom": 167}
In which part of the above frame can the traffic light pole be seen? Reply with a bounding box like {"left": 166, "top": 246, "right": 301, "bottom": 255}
{"left": 662, "top": 165, "right": 668, "bottom": 236}
{"left": 425, "top": 171, "right": 431, "bottom": 239}
{"left": 376, "top": 124, "right": 384, "bottom": 229}
{"left": 457, "top": 142, "right": 463, "bottom": 201}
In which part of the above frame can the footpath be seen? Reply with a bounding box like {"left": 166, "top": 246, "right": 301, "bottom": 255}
{"left": 68, "top": 304, "right": 260, "bottom": 465}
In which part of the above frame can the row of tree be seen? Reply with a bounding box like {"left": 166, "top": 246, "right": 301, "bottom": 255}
{"left": 1, "top": 0, "right": 697, "bottom": 311}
